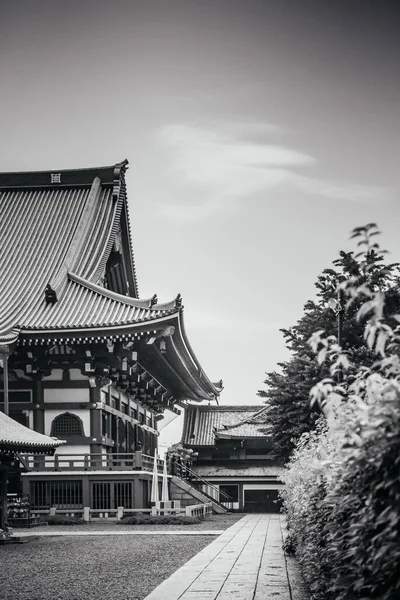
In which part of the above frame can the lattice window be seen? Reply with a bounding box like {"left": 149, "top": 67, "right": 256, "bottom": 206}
{"left": 115, "top": 482, "right": 133, "bottom": 509}
{"left": 30, "top": 480, "right": 82, "bottom": 510}
{"left": 51, "top": 173, "right": 61, "bottom": 183}
{"left": 91, "top": 482, "right": 111, "bottom": 510}
{"left": 51, "top": 412, "right": 83, "bottom": 437}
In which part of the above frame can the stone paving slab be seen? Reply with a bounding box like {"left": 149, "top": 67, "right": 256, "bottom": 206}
{"left": 144, "top": 514, "right": 307, "bottom": 600}
{"left": 10, "top": 530, "right": 223, "bottom": 537}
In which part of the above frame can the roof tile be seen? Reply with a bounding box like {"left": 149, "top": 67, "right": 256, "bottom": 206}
{"left": 0, "top": 166, "right": 176, "bottom": 340}
{"left": 194, "top": 464, "right": 284, "bottom": 478}
{"left": 182, "top": 405, "right": 269, "bottom": 446}
{"left": 0, "top": 411, "right": 65, "bottom": 453}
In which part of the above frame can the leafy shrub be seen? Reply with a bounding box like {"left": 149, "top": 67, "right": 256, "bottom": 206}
{"left": 117, "top": 513, "right": 201, "bottom": 525}
{"left": 40, "top": 514, "right": 85, "bottom": 525}
{"left": 281, "top": 420, "right": 337, "bottom": 598}
{"left": 324, "top": 396, "right": 400, "bottom": 600}
{"left": 282, "top": 225, "right": 400, "bottom": 600}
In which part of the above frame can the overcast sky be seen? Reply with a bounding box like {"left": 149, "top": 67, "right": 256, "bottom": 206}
{"left": 1, "top": 0, "right": 400, "bottom": 448}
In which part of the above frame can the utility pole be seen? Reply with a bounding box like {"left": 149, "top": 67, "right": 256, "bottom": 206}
{"left": 336, "top": 288, "right": 344, "bottom": 383}
{"left": 337, "top": 288, "right": 344, "bottom": 348}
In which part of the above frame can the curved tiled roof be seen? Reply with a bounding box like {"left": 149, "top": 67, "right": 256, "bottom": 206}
{"left": 0, "top": 162, "right": 172, "bottom": 341}
{"left": 0, "top": 161, "right": 221, "bottom": 403}
{"left": 21, "top": 273, "right": 178, "bottom": 331}
{"left": 215, "top": 422, "right": 270, "bottom": 439}
{"left": 0, "top": 411, "right": 65, "bottom": 453}
{"left": 182, "top": 405, "right": 268, "bottom": 446}
{"left": 216, "top": 407, "right": 271, "bottom": 439}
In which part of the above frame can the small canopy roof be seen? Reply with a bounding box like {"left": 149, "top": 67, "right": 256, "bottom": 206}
{"left": 194, "top": 464, "right": 284, "bottom": 478}
{"left": 0, "top": 411, "right": 65, "bottom": 454}
{"left": 215, "top": 407, "right": 271, "bottom": 439}
{"left": 182, "top": 405, "right": 270, "bottom": 446}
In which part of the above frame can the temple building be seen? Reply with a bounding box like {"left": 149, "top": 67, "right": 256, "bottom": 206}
{"left": 181, "top": 405, "right": 284, "bottom": 512}
{"left": 0, "top": 160, "right": 222, "bottom": 515}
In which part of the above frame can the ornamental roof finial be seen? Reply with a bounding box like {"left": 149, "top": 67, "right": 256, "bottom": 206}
{"left": 45, "top": 284, "right": 57, "bottom": 305}
{"left": 175, "top": 293, "right": 182, "bottom": 308}
{"left": 150, "top": 294, "right": 158, "bottom": 307}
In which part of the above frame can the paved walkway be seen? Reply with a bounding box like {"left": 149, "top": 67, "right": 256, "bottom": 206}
{"left": 11, "top": 529, "right": 222, "bottom": 537}
{"left": 143, "top": 514, "right": 307, "bottom": 600}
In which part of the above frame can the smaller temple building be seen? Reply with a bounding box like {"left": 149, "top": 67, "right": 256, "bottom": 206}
{"left": 181, "top": 404, "right": 284, "bottom": 512}
{"left": 0, "top": 410, "right": 63, "bottom": 532}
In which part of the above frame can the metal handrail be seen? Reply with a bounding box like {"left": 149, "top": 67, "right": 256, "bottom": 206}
{"left": 177, "top": 464, "right": 234, "bottom": 503}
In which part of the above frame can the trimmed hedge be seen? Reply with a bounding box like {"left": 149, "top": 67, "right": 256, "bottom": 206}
{"left": 117, "top": 514, "right": 202, "bottom": 525}
{"left": 282, "top": 396, "right": 400, "bottom": 600}
{"left": 282, "top": 226, "right": 400, "bottom": 599}
{"left": 40, "top": 514, "right": 85, "bottom": 525}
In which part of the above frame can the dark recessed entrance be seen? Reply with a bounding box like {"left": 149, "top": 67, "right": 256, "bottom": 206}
{"left": 244, "top": 489, "right": 282, "bottom": 513}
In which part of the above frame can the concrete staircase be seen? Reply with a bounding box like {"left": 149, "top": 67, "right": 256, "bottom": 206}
{"left": 170, "top": 476, "right": 228, "bottom": 514}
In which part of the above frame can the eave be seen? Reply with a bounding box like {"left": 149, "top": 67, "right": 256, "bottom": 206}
{"left": 18, "top": 312, "right": 179, "bottom": 342}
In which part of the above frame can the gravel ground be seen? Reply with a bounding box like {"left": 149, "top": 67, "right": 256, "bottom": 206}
{"left": 13, "top": 512, "right": 243, "bottom": 534}
{"left": 1, "top": 535, "right": 215, "bottom": 600}
{"left": 3, "top": 515, "right": 244, "bottom": 600}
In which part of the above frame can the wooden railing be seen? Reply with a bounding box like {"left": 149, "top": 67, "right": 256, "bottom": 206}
{"left": 22, "top": 452, "right": 165, "bottom": 473}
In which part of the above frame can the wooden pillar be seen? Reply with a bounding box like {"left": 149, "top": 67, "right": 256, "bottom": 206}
{"left": 82, "top": 476, "right": 90, "bottom": 508}
{"left": 90, "top": 409, "right": 101, "bottom": 441}
{"left": 115, "top": 416, "right": 120, "bottom": 453}
{"left": 3, "top": 356, "right": 9, "bottom": 416}
{"left": 135, "top": 450, "right": 142, "bottom": 470}
{"left": 133, "top": 478, "right": 143, "bottom": 509}
{"left": 90, "top": 384, "right": 102, "bottom": 457}
{"left": 33, "top": 378, "right": 44, "bottom": 433}
{"left": 1, "top": 470, "right": 8, "bottom": 530}
{"left": 0, "top": 345, "right": 10, "bottom": 416}
{"left": 21, "top": 476, "right": 29, "bottom": 497}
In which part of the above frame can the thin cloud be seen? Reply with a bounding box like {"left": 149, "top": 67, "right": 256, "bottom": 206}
{"left": 155, "top": 123, "right": 387, "bottom": 221}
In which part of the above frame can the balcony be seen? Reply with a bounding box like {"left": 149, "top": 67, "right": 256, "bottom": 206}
{"left": 20, "top": 452, "right": 165, "bottom": 473}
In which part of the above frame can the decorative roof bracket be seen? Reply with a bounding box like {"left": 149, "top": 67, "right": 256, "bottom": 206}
{"left": 112, "top": 159, "right": 129, "bottom": 202}
{"left": 146, "top": 326, "right": 175, "bottom": 346}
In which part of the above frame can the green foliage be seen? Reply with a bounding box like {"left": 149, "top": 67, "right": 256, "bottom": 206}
{"left": 118, "top": 513, "right": 201, "bottom": 525}
{"left": 282, "top": 225, "right": 400, "bottom": 600}
{"left": 167, "top": 442, "right": 195, "bottom": 459}
{"left": 325, "top": 398, "right": 400, "bottom": 600}
{"left": 258, "top": 355, "right": 321, "bottom": 459}
{"left": 259, "top": 238, "right": 400, "bottom": 460}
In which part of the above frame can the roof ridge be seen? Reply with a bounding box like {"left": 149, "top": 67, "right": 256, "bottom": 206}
{"left": 89, "top": 163, "right": 127, "bottom": 284}
{"left": 216, "top": 406, "right": 268, "bottom": 432}
{"left": 119, "top": 178, "right": 139, "bottom": 298}
{"left": 153, "top": 294, "right": 183, "bottom": 311}
{"left": 68, "top": 271, "right": 177, "bottom": 311}
{"left": 247, "top": 406, "right": 269, "bottom": 422}
{"left": 0, "top": 163, "right": 123, "bottom": 176}
{"left": 194, "top": 405, "right": 264, "bottom": 411}
{"left": 0, "top": 160, "right": 130, "bottom": 189}
{"left": 50, "top": 177, "right": 102, "bottom": 296}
